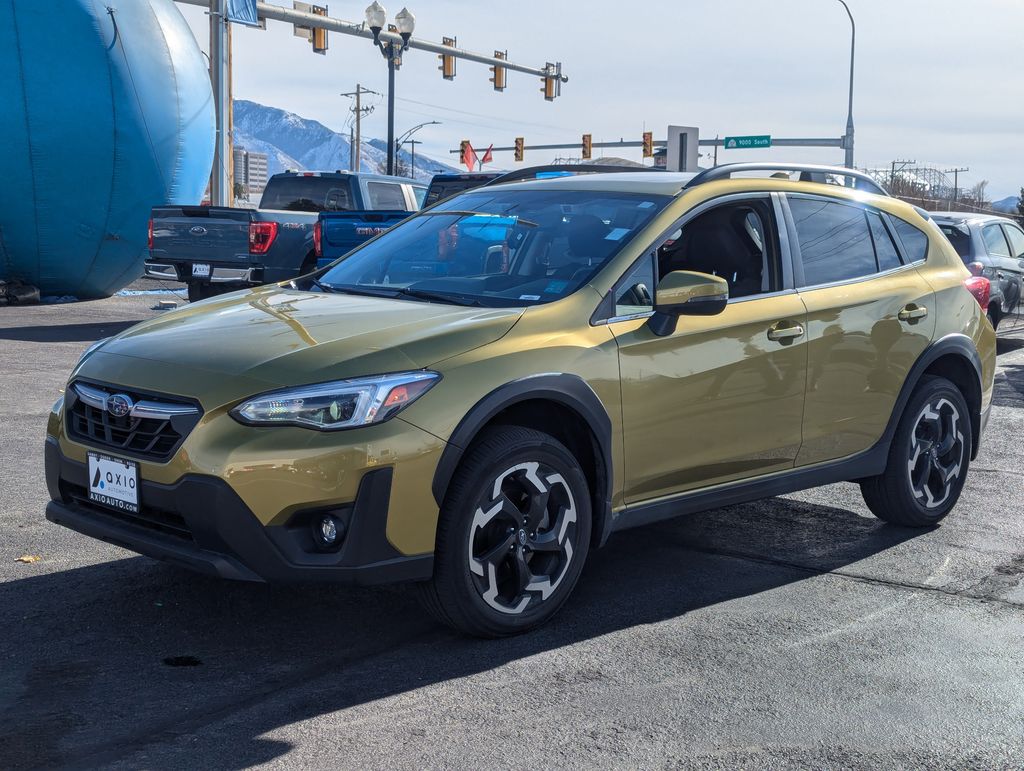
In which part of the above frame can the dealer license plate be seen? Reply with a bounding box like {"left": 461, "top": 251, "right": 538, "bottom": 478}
{"left": 87, "top": 452, "right": 139, "bottom": 514}
{"left": 191, "top": 263, "right": 211, "bottom": 278}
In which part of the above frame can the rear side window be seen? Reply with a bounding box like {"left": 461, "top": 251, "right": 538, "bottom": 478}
{"left": 1005, "top": 224, "right": 1024, "bottom": 259}
{"left": 366, "top": 182, "right": 409, "bottom": 211}
{"left": 891, "top": 218, "right": 929, "bottom": 262}
{"left": 790, "top": 199, "right": 876, "bottom": 285}
{"left": 983, "top": 224, "right": 1011, "bottom": 258}
{"left": 867, "top": 212, "right": 902, "bottom": 272}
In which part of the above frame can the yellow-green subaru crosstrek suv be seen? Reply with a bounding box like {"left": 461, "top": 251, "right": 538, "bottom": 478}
{"left": 46, "top": 163, "right": 996, "bottom": 637}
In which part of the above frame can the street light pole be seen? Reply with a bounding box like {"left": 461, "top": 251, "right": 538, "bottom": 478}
{"left": 365, "top": 3, "right": 415, "bottom": 177}
{"left": 836, "top": 0, "right": 856, "bottom": 169}
{"left": 395, "top": 120, "right": 440, "bottom": 178}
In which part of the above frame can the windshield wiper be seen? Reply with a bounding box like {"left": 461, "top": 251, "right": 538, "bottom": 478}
{"left": 396, "top": 287, "right": 482, "bottom": 307}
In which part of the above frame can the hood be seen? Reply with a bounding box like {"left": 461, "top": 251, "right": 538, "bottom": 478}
{"left": 77, "top": 287, "right": 522, "bottom": 394}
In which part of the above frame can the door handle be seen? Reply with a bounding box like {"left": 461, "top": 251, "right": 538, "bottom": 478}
{"left": 898, "top": 304, "right": 928, "bottom": 322}
{"left": 767, "top": 322, "right": 805, "bottom": 342}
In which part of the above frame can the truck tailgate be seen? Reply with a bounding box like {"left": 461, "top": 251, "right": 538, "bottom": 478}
{"left": 318, "top": 210, "right": 409, "bottom": 266}
{"left": 151, "top": 206, "right": 253, "bottom": 263}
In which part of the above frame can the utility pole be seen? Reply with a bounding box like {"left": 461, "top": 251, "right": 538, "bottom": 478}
{"left": 945, "top": 166, "right": 969, "bottom": 206}
{"left": 889, "top": 159, "right": 916, "bottom": 189}
{"left": 340, "top": 84, "right": 377, "bottom": 173}
{"left": 208, "top": 0, "right": 230, "bottom": 205}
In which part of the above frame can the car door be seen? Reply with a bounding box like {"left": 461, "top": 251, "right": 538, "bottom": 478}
{"left": 999, "top": 223, "right": 1024, "bottom": 328}
{"left": 609, "top": 193, "right": 808, "bottom": 504}
{"left": 784, "top": 194, "right": 936, "bottom": 466}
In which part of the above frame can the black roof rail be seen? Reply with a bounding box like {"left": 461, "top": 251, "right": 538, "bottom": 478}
{"left": 683, "top": 163, "right": 889, "bottom": 197}
{"left": 485, "top": 164, "right": 661, "bottom": 186}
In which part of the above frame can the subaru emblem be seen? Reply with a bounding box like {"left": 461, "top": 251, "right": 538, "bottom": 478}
{"left": 107, "top": 394, "right": 134, "bottom": 418}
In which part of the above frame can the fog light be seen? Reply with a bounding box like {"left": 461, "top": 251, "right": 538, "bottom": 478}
{"left": 317, "top": 515, "right": 338, "bottom": 546}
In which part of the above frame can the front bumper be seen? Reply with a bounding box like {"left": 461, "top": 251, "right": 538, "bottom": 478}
{"left": 44, "top": 438, "right": 433, "bottom": 585}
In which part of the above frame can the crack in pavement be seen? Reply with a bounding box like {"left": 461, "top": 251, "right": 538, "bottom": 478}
{"left": 676, "top": 542, "right": 1024, "bottom": 610}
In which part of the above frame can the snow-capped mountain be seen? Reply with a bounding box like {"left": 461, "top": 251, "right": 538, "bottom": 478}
{"left": 232, "top": 100, "right": 457, "bottom": 182}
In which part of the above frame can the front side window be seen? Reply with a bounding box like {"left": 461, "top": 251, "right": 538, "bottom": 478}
{"left": 1004, "top": 224, "right": 1024, "bottom": 259}
{"left": 790, "top": 199, "right": 876, "bottom": 286}
{"left": 366, "top": 182, "right": 409, "bottom": 211}
{"left": 983, "top": 224, "right": 1011, "bottom": 258}
{"left": 318, "top": 190, "right": 670, "bottom": 308}
{"left": 657, "top": 198, "right": 780, "bottom": 298}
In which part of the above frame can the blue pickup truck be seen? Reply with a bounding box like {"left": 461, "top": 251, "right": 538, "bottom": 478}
{"left": 146, "top": 170, "right": 425, "bottom": 301}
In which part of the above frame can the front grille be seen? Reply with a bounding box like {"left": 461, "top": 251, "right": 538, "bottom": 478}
{"left": 61, "top": 481, "right": 194, "bottom": 542}
{"left": 66, "top": 381, "right": 201, "bottom": 462}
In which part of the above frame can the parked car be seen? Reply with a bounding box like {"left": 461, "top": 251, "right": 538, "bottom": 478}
{"left": 423, "top": 172, "right": 502, "bottom": 206}
{"left": 931, "top": 212, "right": 1024, "bottom": 331}
{"left": 313, "top": 210, "right": 412, "bottom": 269}
{"left": 422, "top": 165, "right": 661, "bottom": 207}
{"left": 146, "top": 171, "right": 425, "bottom": 302}
{"left": 46, "top": 163, "right": 995, "bottom": 637}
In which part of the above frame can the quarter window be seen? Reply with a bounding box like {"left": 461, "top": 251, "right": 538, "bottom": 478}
{"left": 891, "top": 218, "right": 929, "bottom": 262}
{"left": 790, "top": 199, "right": 876, "bottom": 285}
{"left": 614, "top": 256, "right": 655, "bottom": 317}
{"left": 867, "top": 212, "right": 902, "bottom": 272}
{"left": 1004, "top": 224, "right": 1024, "bottom": 259}
{"left": 983, "top": 224, "right": 1011, "bottom": 258}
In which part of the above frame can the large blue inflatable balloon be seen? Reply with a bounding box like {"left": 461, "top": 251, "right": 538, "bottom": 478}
{"left": 0, "top": 0, "right": 214, "bottom": 299}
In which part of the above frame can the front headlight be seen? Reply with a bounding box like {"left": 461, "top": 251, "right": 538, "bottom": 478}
{"left": 230, "top": 371, "right": 440, "bottom": 431}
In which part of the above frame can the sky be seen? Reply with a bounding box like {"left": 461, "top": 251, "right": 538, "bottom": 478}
{"left": 180, "top": 0, "right": 1024, "bottom": 199}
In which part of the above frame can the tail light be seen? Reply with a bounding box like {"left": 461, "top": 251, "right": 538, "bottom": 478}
{"left": 147, "top": 218, "right": 154, "bottom": 251}
{"left": 964, "top": 275, "right": 990, "bottom": 313}
{"left": 313, "top": 221, "right": 322, "bottom": 257}
{"left": 249, "top": 221, "right": 278, "bottom": 255}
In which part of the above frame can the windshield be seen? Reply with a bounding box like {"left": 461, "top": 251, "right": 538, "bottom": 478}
{"left": 317, "top": 189, "right": 670, "bottom": 307}
{"left": 938, "top": 223, "right": 972, "bottom": 259}
{"left": 259, "top": 176, "right": 356, "bottom": 212}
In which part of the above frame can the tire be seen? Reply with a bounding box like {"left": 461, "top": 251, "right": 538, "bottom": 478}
{"left": 418, "top": 426, "right": 592, "bottom": 637}
{"left": 988, "top": 307, "right": 1000, "bottom": 331}
{"left": 860, "top": 375, "right": 972, "bottom": 527}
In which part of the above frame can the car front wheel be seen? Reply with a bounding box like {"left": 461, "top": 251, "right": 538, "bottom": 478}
{"left": 418, "top": 426, "right": 591, "bottom": 637}
{"left": 861, "top": 375, "right": 971, "bottom": 527}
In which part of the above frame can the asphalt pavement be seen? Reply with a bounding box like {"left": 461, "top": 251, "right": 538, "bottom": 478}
{"left": 2, "top": 284, "right": 1023, "bottom": 769}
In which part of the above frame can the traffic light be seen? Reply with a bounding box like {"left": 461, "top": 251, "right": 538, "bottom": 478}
{"left": 460, "top": 140, "right": 472, "bottom": 168}
{"left": 514, "top": 137, "right": 524, "bottom": 163}
{"left": 582, "top": 133, "right": 592, "bottom": 160}
{"left": 540, "top": 62, "right": 561, "bottom": 101}
{"left": 439, "top": 36, "right": 456, "bottom": 80}
{"left": 490, "top": 50, "right": 507, "bottom": 91}
{"left": 642, "top": 131, "right": 653, "bottom": 158}
{"left": 311, "top": 5, "right": 327, "bottom": 54}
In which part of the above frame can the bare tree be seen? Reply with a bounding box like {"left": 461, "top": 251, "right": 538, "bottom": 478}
{"left": 969, "top": 180, "right": 989, "bottom": 206}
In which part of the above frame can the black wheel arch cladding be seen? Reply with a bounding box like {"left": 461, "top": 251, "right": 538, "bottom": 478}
{"left": 431, "top": 374, "right": 614, "bottom": 547}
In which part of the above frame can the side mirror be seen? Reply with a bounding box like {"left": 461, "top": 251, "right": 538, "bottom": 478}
{"left": 648, "top": 270, "right": 729, "bottom": 336}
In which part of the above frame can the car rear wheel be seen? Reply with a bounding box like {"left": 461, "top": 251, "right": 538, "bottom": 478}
{"left": 418, "top": 426, "right": 591, "bottom": 637}
{"left": 860, "top": 375, "right": 971, "bottom": 527}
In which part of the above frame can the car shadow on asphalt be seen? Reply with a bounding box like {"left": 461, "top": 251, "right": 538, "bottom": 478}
{"left": 0, "top": 320, "right": 142, "bottom": 343}
{"left": 0, "top": 496, "right": 922, "bottom": 769}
